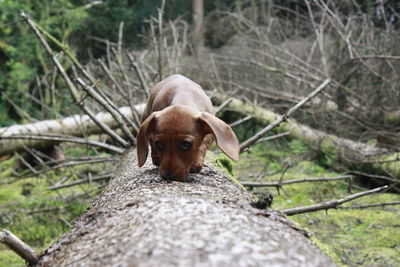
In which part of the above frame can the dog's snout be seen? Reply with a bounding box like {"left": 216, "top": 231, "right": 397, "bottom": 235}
{"left": 162, "top": 171, "right": 177, "bottom": 180}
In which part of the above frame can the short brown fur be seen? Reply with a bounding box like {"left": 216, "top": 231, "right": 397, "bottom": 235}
{"left": 137, "top": 74, "right": 239, "bottom": 181}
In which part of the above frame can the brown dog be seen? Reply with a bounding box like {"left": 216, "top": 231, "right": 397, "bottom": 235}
{"left": 137, "top": 74, "right": 239, "bottom": 181}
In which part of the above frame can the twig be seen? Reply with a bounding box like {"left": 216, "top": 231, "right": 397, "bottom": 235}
{"left": 214, "top": 98, "right": 233, "bottom": 115}
{"left": 280, "top": 185, "right": 389, "bottom": 216}
{"left": 0, "top": 229, "right": 38, "bottom": 265}
{"left": 97, "top": 59, "right": 126, "bottom": 96}
{"left": 28, "top": 156, "right": 118, "bottom": 176}
{"left": 48, "top": 173, "right": 112, "bottom": 190}
{"left": 94, "top": 61, "right": 140, "bottom": 132}
{"left": 239, "top": 79, "right": 331, "bottom": 152}
{"left": 241, "top": 175, "right": 353, "bottom": 187}
{"left": 20, "top": 10, "right": 128, "bottom": 148}
{"left": 230, "top": 115, "right": 252, "bottom": 127}
{"left": 339, "top": 201, "right": 400, "bottom": 209}
{"left": 126, "top": 52, "right": 150, "bottom": 96}
{"left": 75, "top": 77, "right": 137, "bottom": 142}
{"left": 0, "top": 134, "right": 124, "bottom": 154}
{"left": 255, "top": 132, "right": 290, "bottom": 144}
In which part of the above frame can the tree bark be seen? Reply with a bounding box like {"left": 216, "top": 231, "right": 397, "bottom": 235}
{"left": 0, "top": 105, "right": 144, "bottom": 156}
{"left": 36, "top": 148, "right": 335, "bottom": 266}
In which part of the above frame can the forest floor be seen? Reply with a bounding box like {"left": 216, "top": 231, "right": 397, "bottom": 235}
{"left": 0, "top": 138, "right": 399, "bottom": 266}
{"left": 234, "top": 139, "right": 400, "bottom": 267}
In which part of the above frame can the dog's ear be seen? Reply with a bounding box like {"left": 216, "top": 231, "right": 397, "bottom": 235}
{"left": 136, "top": 113, "right": 157, "bottom": 167}
{"left": 198, "top": 112, "right": 240, "bottom": 161}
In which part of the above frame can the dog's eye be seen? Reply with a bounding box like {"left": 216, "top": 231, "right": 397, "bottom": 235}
{"left": 154, "top": 141, "right": 164, "bottom": 150}
{"left": 181, "top": 141, "right": 192, "bottom": 150}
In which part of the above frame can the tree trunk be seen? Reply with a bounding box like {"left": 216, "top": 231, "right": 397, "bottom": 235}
{"left": 217, "top": 95, "right": 400, "bottom": 178}
{"left": 36, "top": 148, "right": 335, "bottom": 266}
{"left": 192, "top": 0, "right": 204, "bottom": 55}
{"left": 0, "top": 105, "right": 144, "bottom": 156}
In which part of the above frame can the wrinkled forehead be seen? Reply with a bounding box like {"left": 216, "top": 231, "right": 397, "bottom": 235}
{"left": 154, "top": 106, "right": 200, "bottom": 135}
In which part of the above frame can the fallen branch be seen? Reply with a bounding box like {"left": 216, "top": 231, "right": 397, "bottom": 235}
{"left": 75, "top": 77, "right": 137, "bottom": 142}
{"left": 241, "top": 175, "right": 353, "bottom": 187}
{"left": 25, "top": 156, "right": 118, "bottom": 177}
{"left": 0, "top": 229, "right": 38, "bottom": 265}
{"left": 339, "top": 201, "right": 400, "bottom": 209}
{"left": 213, "top": 95, "right": 400, "bottom": 177}
{"left": 229, "top": 115, "right": 252, "bottom": 127}
{"left": 214, "top": 98, "right": 233, "bottom": 115}
{"left": 239, "top": 79, "right": 331, "bottom": 152}
{"left": 0, "top": 105, "right": 144, "bottom": 156}
{"left": 48, "top": 172, "right": 113, "bottom": 190}
{"left": 281, "top": 185, "right": 389, "bottom": 216}
{"left": 126, "top": 52, "right": 150, "bottom": 96}
{"left": 0, "top": 134, "right": 124, "bottom": 154}
{"left": 20, "top": 10, "right": 128, "bottom": 148}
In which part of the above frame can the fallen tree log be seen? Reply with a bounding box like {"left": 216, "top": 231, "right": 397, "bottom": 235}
{"left": 35, "top": 148, "right": 335, "bottom": 266}
{"left": 216, "top": 95, "right": 400, "bottom": 178}
{"left": 0, "top": 105, "right": 144, "bottom": 156}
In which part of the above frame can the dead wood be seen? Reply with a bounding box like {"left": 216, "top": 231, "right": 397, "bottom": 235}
{"left": 0, "top": 105, "right": 144, "bottom": 156}
{"left": 215, "top": 95, "right": 400, "bottom": 178}
{"left": 239, "top": 79, "right": 331, "bottom": 152}
{"left": 35, "top": 148, "right": 335, "bottom": 266}
{"left": 20, "top": 11, "right": 129, "bottom": 148}
{"left": 0, "top": 229, "right": 38, "bottom": 265}
{"left": 281, "top": 185, "right": 389, "bottom": 216}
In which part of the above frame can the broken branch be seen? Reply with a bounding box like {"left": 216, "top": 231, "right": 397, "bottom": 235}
{"left": 239, "top": 79, "right": 331, "bottom": 152}
{"left": 281, "top": 185, "right": 389, "bottom": 216}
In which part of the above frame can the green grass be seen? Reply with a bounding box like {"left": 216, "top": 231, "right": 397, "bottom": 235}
{"left": 234, "top": 138, "right": 400, "bottom": 266}
{"left": 0, "top": 146, "right": 113, "bottom": 266}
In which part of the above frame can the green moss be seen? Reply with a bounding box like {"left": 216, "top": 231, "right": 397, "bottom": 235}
{"left": 215, "top": 157, "right": 234, "bottom": 176}
{"left": 236, "top": 140, "right": 400, "bottom": 266}
{"left": 0, "top": 247, "right": 25, "bottom": 267}
{"left": 0, "top": 150, "right": 110, "bottom": 265}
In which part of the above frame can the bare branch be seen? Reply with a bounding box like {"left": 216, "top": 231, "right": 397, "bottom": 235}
{"left": 281, "top": 185, "right": 389, "bottom": 216}
{"left": 214, "top": 98, "right": 232, "bottom": 115}
{"left": 0, "top": 134, "right": 124, "bottom": 154}
{"left": 241, "top": 175, "right": 353, "bottom": 188}
{"left": 19, "top": 10, "right": 128, "bottom": 148}
{"left": 48, "top": 173, "right": 112, "bottom": 190}
{"left": 240, "top": 79, "right": 331, "bottom": 152}
{"left": 229, "top": 115, "right": 252, "bottom": 128}
{"left": 75, "top": 77, "right": 137, "bottom": 142}
{"left": 339, "top": 201, "right": 400, "bottom": 209}
{"left": 0, "top": 229, "right": 38, "bottom": 265}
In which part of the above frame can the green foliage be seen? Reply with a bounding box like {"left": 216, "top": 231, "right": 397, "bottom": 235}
{"left": 0, "top": 0, "right": 89, "bottom": 124}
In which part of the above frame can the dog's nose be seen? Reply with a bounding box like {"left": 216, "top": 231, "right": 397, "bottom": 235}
{"left": 162, "top": 172, "right": 177, "bottom": 180}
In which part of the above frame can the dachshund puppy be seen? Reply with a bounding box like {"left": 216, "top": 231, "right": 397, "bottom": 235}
{"left": 137, "top": 74, "right": 239, "bottom": 181}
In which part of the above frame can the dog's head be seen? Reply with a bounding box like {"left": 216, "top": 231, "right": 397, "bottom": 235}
{"left": 136, "top": 105, "right": 239, "bottom": 181}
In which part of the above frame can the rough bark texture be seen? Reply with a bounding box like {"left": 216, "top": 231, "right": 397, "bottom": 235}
{"left": 36, "top": 148, "right": 335, "bottom": 267}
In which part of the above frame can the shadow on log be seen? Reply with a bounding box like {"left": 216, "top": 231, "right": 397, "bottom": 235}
{"left": 36, "top": 148, "right": 335, "bottom": 266}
